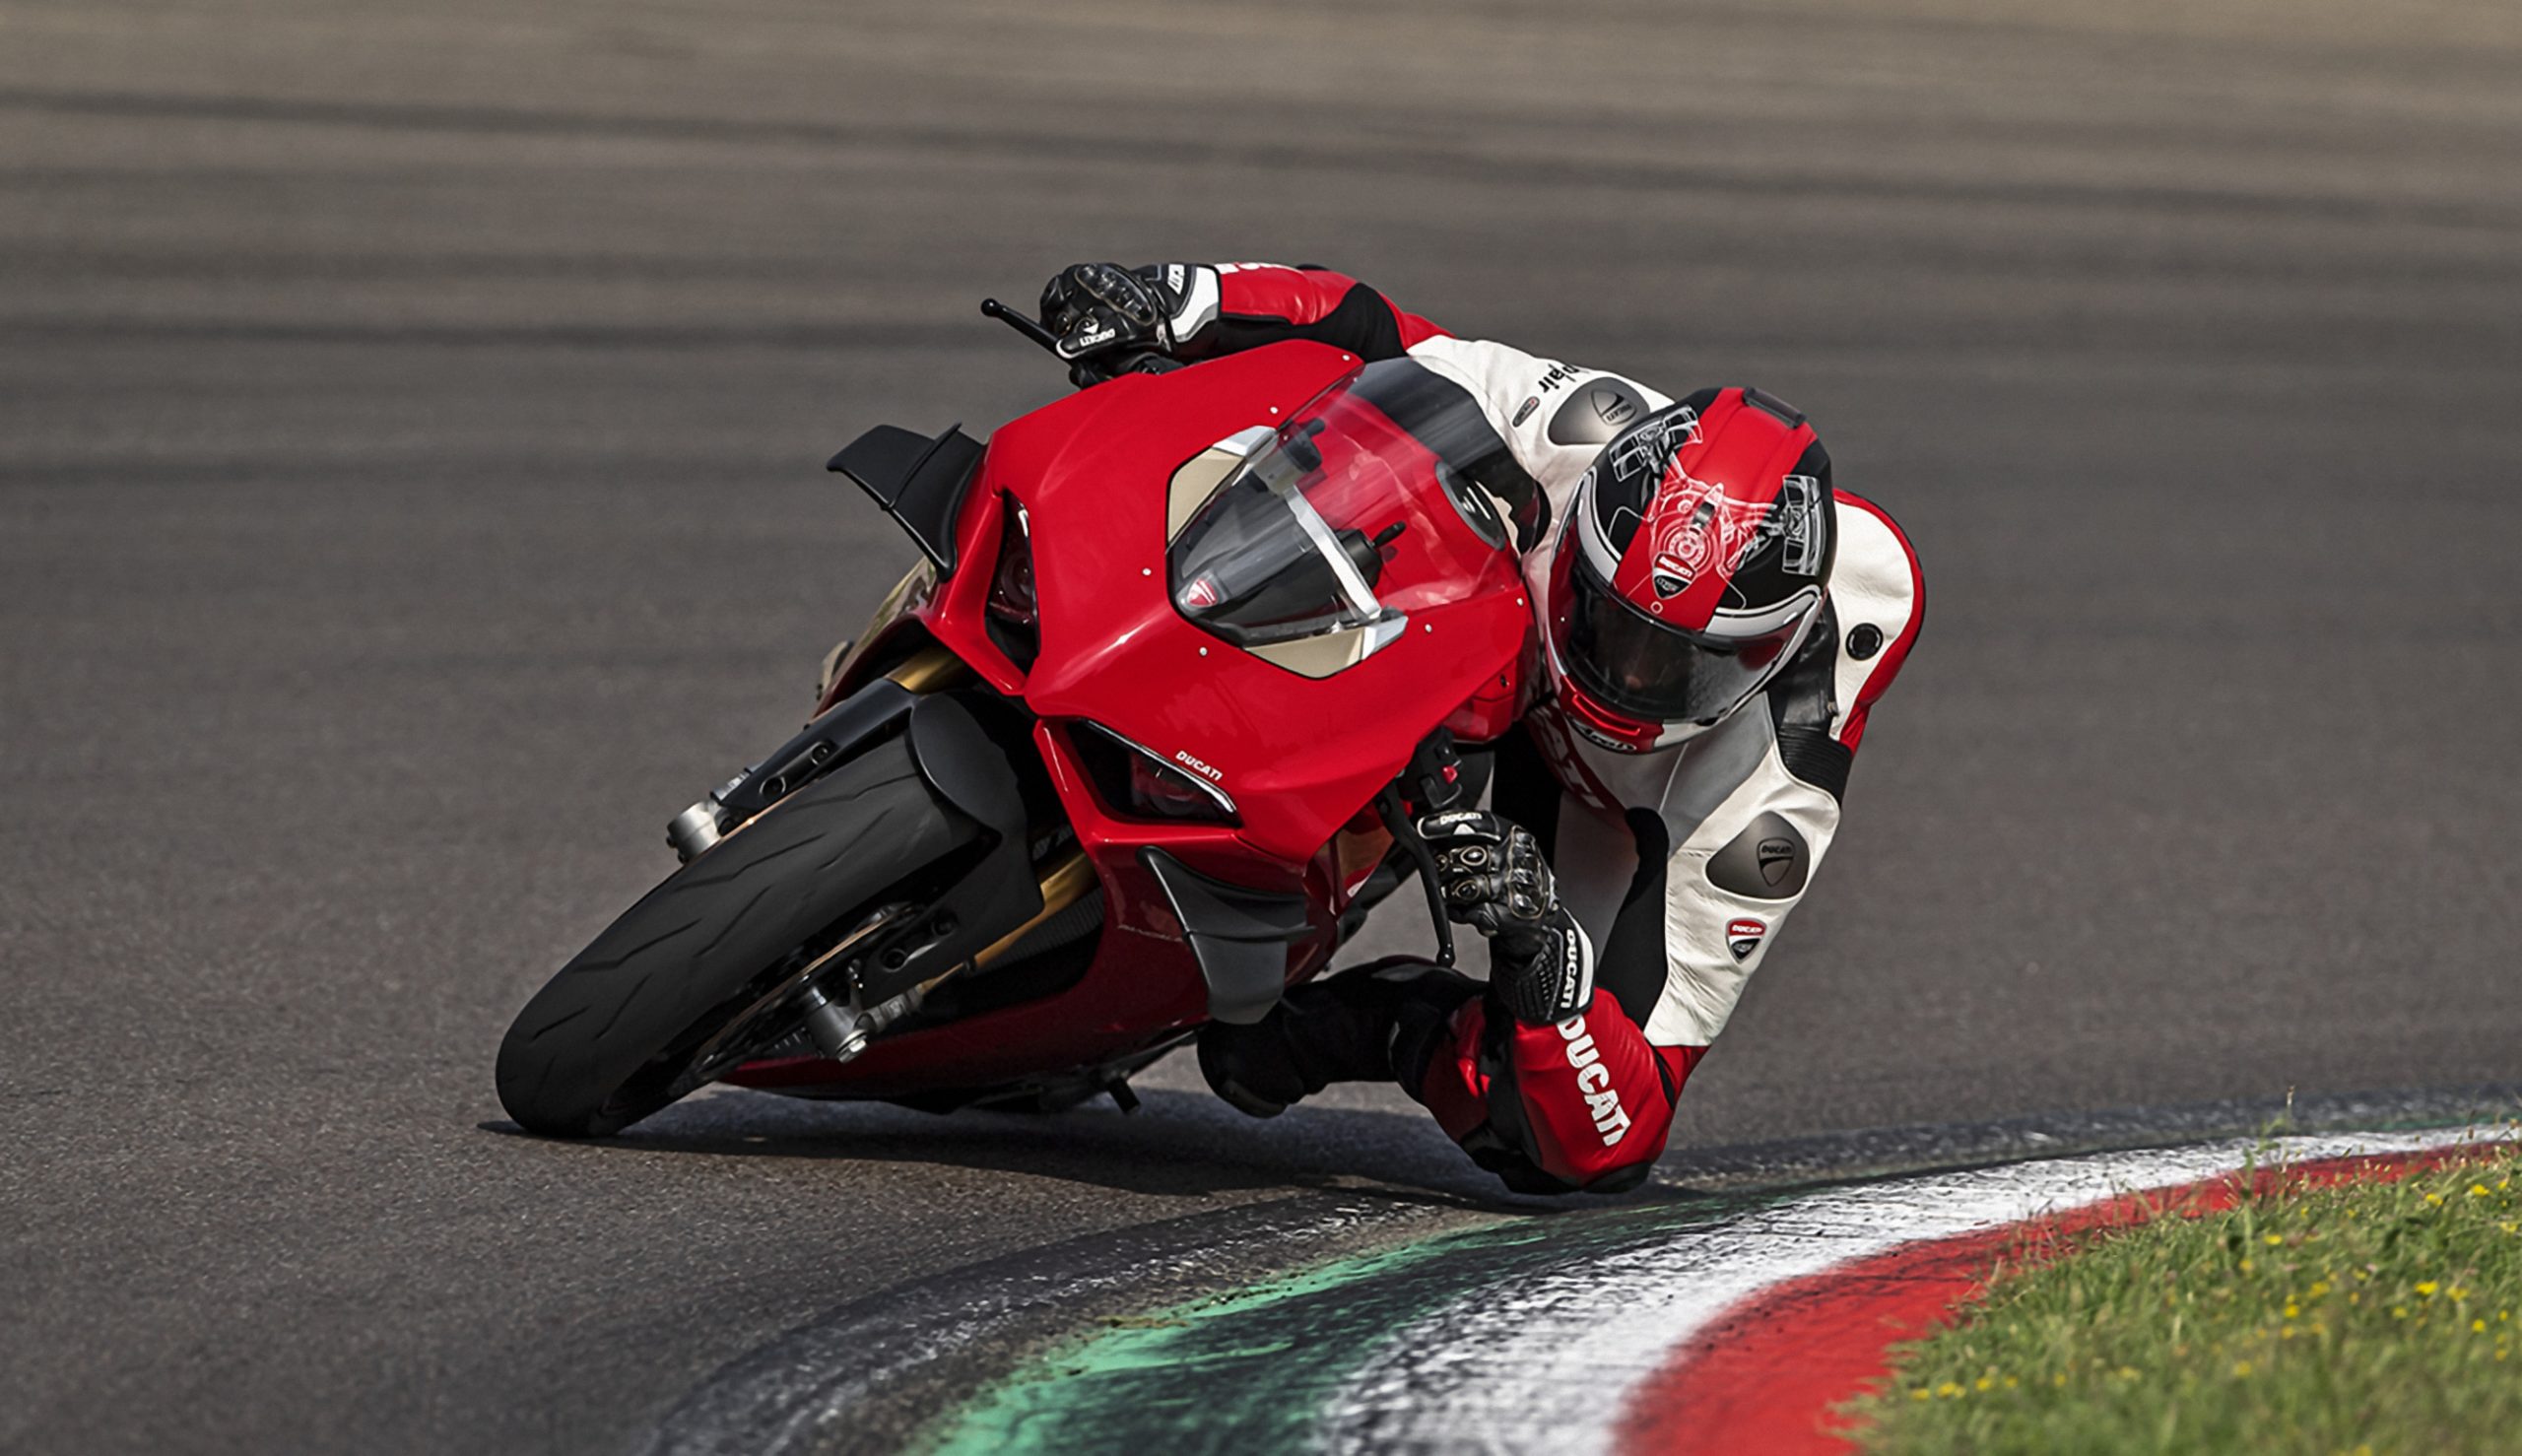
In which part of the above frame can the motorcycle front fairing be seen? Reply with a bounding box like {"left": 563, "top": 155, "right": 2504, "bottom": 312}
{"left": 1012, "top": 348, "right": 1532, "bottom": 858}
{"left": 733, "top": 343, "right": 1532, "bottom": 1099}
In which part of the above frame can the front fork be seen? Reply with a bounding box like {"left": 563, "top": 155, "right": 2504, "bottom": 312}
{"left": 792, "top": 851, "right": 1097, "bottom": 1065}
{"left": 667, "top": 644, "right": 972, "bottom": 863}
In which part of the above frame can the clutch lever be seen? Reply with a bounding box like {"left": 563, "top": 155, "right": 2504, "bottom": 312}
{"left": 1376, "top": 787, "right": 1455, "bottom": 969}
{"left": 1373, "top": 730, "right": 1468, "bottom": 968}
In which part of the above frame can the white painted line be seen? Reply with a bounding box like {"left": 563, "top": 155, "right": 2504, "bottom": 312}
{"left": 1318, "top": 1128, "right": 2515, "bottom": 1456}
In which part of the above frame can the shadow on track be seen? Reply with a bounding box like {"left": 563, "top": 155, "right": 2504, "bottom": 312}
{"left": 475, "top": 1086, "right": 1637, "bottom": 1213}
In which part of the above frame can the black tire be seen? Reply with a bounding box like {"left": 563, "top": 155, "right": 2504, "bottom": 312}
{"left": 495, "top": 736, "right": 975, "bottom": 1137}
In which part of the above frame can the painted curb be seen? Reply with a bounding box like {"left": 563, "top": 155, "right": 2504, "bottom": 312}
{"left": 1632, "top": 1139, "right": 2513, "bottom": 1455}
{"left": 922, "top": 1129, "right": 2516, "bottom": 1454}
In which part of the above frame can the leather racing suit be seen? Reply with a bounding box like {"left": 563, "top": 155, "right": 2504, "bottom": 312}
{"left": 1102, "top": 262, "right": 1924, "bottom": 1194}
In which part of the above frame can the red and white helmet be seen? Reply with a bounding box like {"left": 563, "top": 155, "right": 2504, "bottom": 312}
{"left": 1544, "top": 387, "right": 1836, "bottom": 753}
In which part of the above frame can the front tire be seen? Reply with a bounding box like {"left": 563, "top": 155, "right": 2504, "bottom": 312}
{"left": 495, "top": 736, "right": 975, "bottom": 1137}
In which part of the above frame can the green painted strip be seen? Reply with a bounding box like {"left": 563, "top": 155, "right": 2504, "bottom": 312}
{"left": 924, "top": 1234, "right": 1484, "bottom": 1456}
{"left": 920, "top": 1195, "right": 1782, "bottom": 1455}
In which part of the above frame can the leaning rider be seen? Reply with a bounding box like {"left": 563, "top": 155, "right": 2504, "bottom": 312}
{"left": 1038, "top": 262, "right": 1924, "bottom": 1194}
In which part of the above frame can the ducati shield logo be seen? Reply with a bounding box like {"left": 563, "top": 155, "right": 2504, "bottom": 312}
{"left": 1757, "top": 837, "right": 1797, "bottom": 887}
{"left": 1726, "top": 917, "right": 1767, "bottom": 961}
{"left": 1649, "top": 547, "right": 1697, "bottom": 597}
{"left": 1590, "top": 386, "right": 1637, "bottom": 429}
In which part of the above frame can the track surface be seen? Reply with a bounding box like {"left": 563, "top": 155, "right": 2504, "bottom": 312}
{"left": 4, "top": 1, "right": 2518, "bottom": 1451}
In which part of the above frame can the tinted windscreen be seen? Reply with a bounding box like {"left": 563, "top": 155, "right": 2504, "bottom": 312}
{"left": 1165, "top": 363, "right": 1528, "bottom": 673}
{"left": 1168, "top": 428, "right": 1385, "bottom": 646}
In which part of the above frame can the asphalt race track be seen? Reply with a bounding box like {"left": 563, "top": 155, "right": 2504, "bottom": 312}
{"left": 5, "top": 1, "right": 2519, "bottom": 1451}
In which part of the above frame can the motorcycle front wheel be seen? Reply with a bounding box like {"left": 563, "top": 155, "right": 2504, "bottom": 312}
{"left": 494, "top": 734, "right": 978, "bottom": 1138}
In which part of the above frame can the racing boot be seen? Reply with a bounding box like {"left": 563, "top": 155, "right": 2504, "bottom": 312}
{"left": 1196, "top": 957, "right": 1480, "bottom": 1118}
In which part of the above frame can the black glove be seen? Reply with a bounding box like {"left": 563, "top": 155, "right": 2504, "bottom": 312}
{"left": 1037, "top": 262, "right": 1187, "bottom": 382}
{"left": 1418, "top": 810, "right": 1595, "bottom": 1025}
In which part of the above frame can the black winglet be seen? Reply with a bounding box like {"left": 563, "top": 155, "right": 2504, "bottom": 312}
{"left": 828, "top": 424, "right": 986, "bottom": 574}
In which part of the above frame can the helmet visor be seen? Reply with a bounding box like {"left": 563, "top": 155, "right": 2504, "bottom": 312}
{"left": 1563, "top": 557, "right": 1801, "bottom": 725}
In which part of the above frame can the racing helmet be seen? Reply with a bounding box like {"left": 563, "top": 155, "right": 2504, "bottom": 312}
{"left": 1544, "top": 387, "right": 1837, "bottom": 753}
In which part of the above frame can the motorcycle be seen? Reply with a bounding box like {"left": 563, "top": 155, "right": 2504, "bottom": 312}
{"left": 495, "top": 299, "right": 1539, "bottom": 1137}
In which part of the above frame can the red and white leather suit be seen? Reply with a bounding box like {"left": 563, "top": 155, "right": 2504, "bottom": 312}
{"left": 1161, "top": 263, "right": 1924, "bottom": 1192}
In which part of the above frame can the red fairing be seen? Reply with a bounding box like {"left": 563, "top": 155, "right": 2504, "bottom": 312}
{"left": 730, "top": 340, "right": 1534, "bottom": 1101}
{"left": 1215, "top": 263, "right": 1447, "bottom": 349}
{"left": 1420, "top": 995, "right": 1707, "bottom": 1190}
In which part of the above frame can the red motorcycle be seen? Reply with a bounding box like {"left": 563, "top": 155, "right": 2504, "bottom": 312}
{"left": 496, "top": 302, "right": 1537, "bottom": 1137}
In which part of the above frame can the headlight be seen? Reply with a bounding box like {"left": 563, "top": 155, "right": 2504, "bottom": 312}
{"left": 985, "top": 497, "right": 1038, "bottom": 669}
{"left": 1071, "top": 721, "right": 1238, "bottom": 825}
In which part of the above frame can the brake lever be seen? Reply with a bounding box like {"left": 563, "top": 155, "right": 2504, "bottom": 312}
{"left": 980, "top": 297, "right": 1062, "bottom": 353}
{"left": 978, "top": 299, "right": 1181, "bottom": 389}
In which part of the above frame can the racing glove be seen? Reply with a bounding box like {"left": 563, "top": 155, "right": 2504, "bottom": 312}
{"left": 1036, "top": 262, "right": 1217, "bottom": 382}
{"left": 1418, "top": 810, "right": 1595, "bottom": 1026}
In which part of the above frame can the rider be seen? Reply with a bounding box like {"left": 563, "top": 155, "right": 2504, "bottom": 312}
{"left": 1038, "top": 262, "right": 1923, "bottom": 1194}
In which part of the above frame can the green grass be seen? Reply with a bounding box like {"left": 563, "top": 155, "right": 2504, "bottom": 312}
{"left": 1847, "top": 1139, "right": 2522, "bottom": 1456}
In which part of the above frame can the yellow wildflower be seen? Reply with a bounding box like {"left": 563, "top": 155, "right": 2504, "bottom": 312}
{"left": 2417, "top": 1282, "right": 2440, "bottom": 1296}
{"left": 2231, "top": 1360, "right": 2254, "bottom": 1377}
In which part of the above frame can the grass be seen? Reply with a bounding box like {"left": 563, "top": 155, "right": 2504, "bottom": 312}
{"left": 1846, "top": 1139, "right": 2522, "bottom": 1455}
